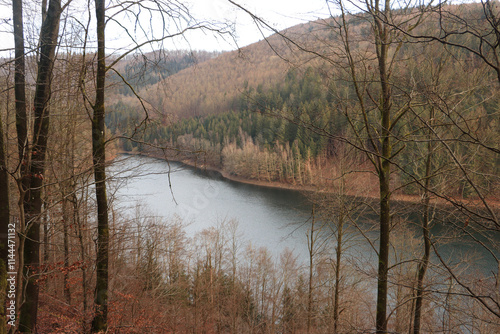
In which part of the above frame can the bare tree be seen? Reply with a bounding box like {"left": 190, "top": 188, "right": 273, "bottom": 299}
{"left": 77, "top": 1, "right": 234, "bottom": 330}
{"left": 329, "top": 2, "right": 418, "bottom": 330}
{"left": 17, "top": 0, "right": 65, "bottom": 331}
{"left": 89, "top": 0, "right": 109, "bottom": 330}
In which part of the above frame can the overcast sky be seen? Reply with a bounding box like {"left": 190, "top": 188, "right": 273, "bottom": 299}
{"left": 0, "top": 0, "right": 332, "bottom": 56}
{"left": 186, "top": 0, "right": 331, "bottom": 50}
{"left": 104, "top": 0, "right": 332, "bottom": 52}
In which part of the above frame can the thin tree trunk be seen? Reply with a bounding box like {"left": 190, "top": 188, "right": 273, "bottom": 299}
{"left": 0, "top": 110, "right": 10, "bottom": 334}
{"left": 18, "top": 0, "right": 61, "bottom": 331}
{"left": 374, "top": 2, "right": 392, "bottom": 332}
{"left": 41, "top": 202, "right": 50, "bottom": 293}
{"left": 74, "top": 194, "right": 87, "bottom": 312}
{"left": 333, "top": 214, "right": 343, "bottom": 333}
{"left": 333, "top": 166, "right": 348, "bottom": 333}
{"left": 413, "top": 109, "right": 435, "bottom": 334}
{"left": 91, "top": 0, "right": 110, "bottom": 330}
{"left": 62, "top": 197, "right": 71, "bottom": 304}
{"left": 43, "top": 207, "right": 49, "bottom": 265}
{"left": 307, "top": 207, "right": 316, "bottom": 334}
{"left": 376, "top": 161, "right": 391, "bottom": 334}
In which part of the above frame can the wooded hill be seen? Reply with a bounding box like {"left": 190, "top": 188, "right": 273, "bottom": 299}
{"left": 107, "top": 2, "right": 499, "bottom": 200}
{"left": 107, "top": 3, "right": 500, "bottom": 121}
{"left": 106, "top": 18, "right": 332, "bottom": 120}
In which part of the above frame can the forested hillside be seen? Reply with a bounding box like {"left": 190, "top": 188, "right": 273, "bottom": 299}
{"left": 107, "top": 49, "right": 221, "bottom": 105}
{"left": 107, "top": 7, "right": 499, "bottom": 198}
{"left": 106, "top": 19, "right": 327, "bottom": 119}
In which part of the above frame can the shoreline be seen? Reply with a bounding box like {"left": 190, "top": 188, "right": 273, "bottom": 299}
{"left": 117, "top": 150, "right": 499, "bottom": 210}
{"left": 119, "top": 150, "right": 318, "bottom": 193}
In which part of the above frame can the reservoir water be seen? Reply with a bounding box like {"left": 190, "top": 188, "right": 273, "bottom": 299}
{"left": 109, "top": 154, "right": 315, "bottom": 261}
{"left": 109, "top": 154, "right": 498, "bottom": 273}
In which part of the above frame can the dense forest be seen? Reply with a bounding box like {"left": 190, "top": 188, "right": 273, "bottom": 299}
{"left": 0, "top": 0, "right": 499, "bottom": 333}
{"left": 109, "top": 60, "right": 498, "bottom": 198}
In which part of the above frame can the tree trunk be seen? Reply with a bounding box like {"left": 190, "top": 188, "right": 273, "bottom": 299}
{"left": 413, "top": 109, "right": 435, "bottom": 334}
{"left": 91, "top": 0, "right": 110, "bottom": 330}
{"left": 307, "top": 207, "right": 316, "bottom": 334}
{"left": 18, "top": 0, "right": 61, "bottom": 331}
{"left": 373, "top": 2, "right": 393, "bottom": 332}
{"left": 12, "top": 0, "right": 28, "bottom": 330}
{"left": 74, "top": 192, "right": 88, "bottom": 313}
{"left": 376, "top": 161, "right": 391, "bottom": 334}
{"left": 374, "top": 13, "right": 392, "bottom": 334}
{"left": 333, "top": 214, "right": 343, "bottom": 333}
{"left": 62, "top": 197, "right": 71, "bottom": 305}
{"left": 0, "top": 109, "right": 9, "bottom": 334}
{"left": 13, "top": 0, "right": 28, "bottom": 165}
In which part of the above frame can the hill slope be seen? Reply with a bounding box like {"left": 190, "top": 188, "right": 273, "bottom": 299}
{"left": 109, "top": 19, "right": 328, "bottom": 120}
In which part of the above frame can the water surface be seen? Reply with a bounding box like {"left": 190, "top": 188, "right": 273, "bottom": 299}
{"left": 109, "top": 154, "right": 314, "bottom": 260}
{"left": 109, "top": 154, "right": 498, "bottom": 273}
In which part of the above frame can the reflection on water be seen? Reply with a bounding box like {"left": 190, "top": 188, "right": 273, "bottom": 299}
{"left": 109, "top": 154, "right": 314, "bottom": 261}
{"left": 108, "top": 154, "right": 498, "bottom": 273}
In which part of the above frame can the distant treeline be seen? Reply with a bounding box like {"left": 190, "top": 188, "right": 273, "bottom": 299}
{"left": 110, "top": 50, "right": 222, "bottom": 96}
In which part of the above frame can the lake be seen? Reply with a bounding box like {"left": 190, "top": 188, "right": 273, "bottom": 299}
{"left": 109, "top": 154, "right": 498, "bottom": 273}
{"left": 109, "top": 154, "right": 318, "bottom": 261}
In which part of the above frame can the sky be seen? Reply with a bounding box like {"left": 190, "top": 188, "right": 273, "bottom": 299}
{"left": 184, "top": 0, "right": 332, "bottom": 50}
{"left": 0, "top": 0, "right": 332, "bottom": 56}
{"left": 1, "top": 0, "right": 476, "bottom": 54}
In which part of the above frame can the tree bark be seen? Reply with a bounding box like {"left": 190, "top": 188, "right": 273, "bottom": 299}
{"left": 0, "top": 109, "right": 9, "bottom": 334}
{"left": 62, "top": 197, "right": 71, "bottom": 305}
{"left": 13, "top": 0, "right": 28, "bottom": 165}
{"left": 12, "top": 1, "right": 28, "bottom": 330}
{"left": 307, "top": 207, "right": 316, "bottom": 334}
{"left": 18, "top": 0, "right": 61, "bottom": 331}
{"left": 373, "top": 2, "right": 393, "bottom": 332}
{"left": 412, "top": 108, "right": 434, "bottom": 334}
{"left": 333, "top": 206, "right": 344, "bottom": 333}
{"left": 90, "top": 0, "right": 110, "bottom": 331}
